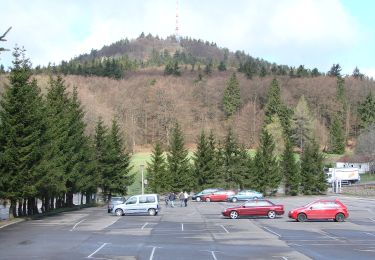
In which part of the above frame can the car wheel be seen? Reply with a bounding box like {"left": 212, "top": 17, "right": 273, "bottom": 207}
{"left": 196, "top": 197, "right": 201, "bottom": 202}
{"left": 115, "top": 209, "right": 123, "bottom": 216}
{"left": 297, "top": 213, "right": 307, "bottom": 222}
{"left": 148, "top": 208, "right": 156, "bottom": 216}
{"left": 334, "top": 213, "right": 345, "bottom": 222}
{"left": 232, "top": 197, "right": 238, "bottom": 203}
{"left": 268, "top": 210, "right": 276, "bottom": 219}
{"left": 205, "top": 197, "right": 211, "bottom": 202}
{"left": 230, "top": 211, "right": 239, "bottom": 219}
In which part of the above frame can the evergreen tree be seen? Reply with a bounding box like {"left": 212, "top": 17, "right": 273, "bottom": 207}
{"left": 352, "top": 66, "right": 364, "bottom": 79}
{"left": 253, "top": 128, "right": 281, "bottom": 195}
{"left": 204, "top": 60, "right": 213, "bottom": 75}
{"left": 328, "top": 64, "right": 342, "bottom": 77}
{"left": 358, "top": 92, "right": 375, "bottom": 130}
{"left": 266, "top": 115, "right": 285, "bottom": 156}
{"left": 281, "top": 138, "right": 300, "bottom": 195}
{"left": 223, "top": 73, "right": 241, "bottom": 117}
{"left": 166, "top": 122, "right": 191, "bottom": 191}
{"left": 192, "top": 130, "right": 217, "bottom": 189}
{"left": 329, "top": 115, "right": 345, "bottom": 154}
{"left": 218, "top": 61, "right": 226, "bottom": 71}
{"left": 0, "top": 47, "right": 45, "bottom": 216}
{"left": 218, "top": 128, "right": 245, "bottom": 189}
{"left": 292, "top": 95, "right": 314, "bottom": 152}
{"left": 300, "top": 139, "right": 326, "bottom": 194}
{"left": 146, "top": 142, "right": 167, "bottom": 193}
{"left": 104, "top": 118, "right": 134, "bottom": 198}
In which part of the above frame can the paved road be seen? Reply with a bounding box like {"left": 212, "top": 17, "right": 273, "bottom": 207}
{"left": 0, "top": 195, "right": 374, "bottom": 259}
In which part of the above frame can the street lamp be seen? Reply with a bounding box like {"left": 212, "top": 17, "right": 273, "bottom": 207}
{"left": 140, "top": 164, "right": 145, "bottom": 194}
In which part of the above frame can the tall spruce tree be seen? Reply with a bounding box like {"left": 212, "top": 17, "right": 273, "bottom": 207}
{"left": 104, "top": 118, "right": 134, "bottom": 198}
{"left": 193, "top": 130, "right": 217, "bottom": 189}
{"left": 329, "top": 115, "right": 345, "bottom": 154}
{"left": 223, "top": 73, "right": 241, "bottom": 117}
{"left": 146, "top": 142, "right": 167, "bottom": 193}
{"left": 0, "top": 47, "right": 45, "bottom": 216}
{"left": 300, "top": 139, "right": 326, "bottom": 194}
{"left": 281, "top": 138, "right": 300, "bottom": 195}
{"left": 292, "top": 95, "right": 314, "bottom": 152}
{"left": 358, "top": 92, "right": 375, "bottom": 130}
{"left": 253, "top": 128, "right": 281, "bottom": 195}
{"left": 166, "top": 122, "right": 191, "bottom": 191}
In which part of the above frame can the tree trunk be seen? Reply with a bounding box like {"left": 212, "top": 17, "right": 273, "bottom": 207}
{"left": 18, "top": 199, "right": 23, "bottom": 217}
{"left": 10, "top": 199, "right": 17, "bottom": 218}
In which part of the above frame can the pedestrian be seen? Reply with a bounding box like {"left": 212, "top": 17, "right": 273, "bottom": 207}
{"left": 183, "top": 191, "right": 189, "bottom": 207}
{"left": 178, "top": 191, "right": 184, "bottom": 207}
{"left": 168, "top": 192, "right": 176, "bottom": 208}
{"left": 164, "top": 194, "right": 169, "bottom": 207}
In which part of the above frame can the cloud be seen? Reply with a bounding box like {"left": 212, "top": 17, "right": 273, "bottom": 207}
{"left": 0, "top": 0, "right": 367, "bottom": 74}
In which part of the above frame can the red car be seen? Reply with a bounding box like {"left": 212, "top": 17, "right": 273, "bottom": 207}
{"left": 222, "top": 199, "right": 284, "bottom": 219}
{"left": 200, "top": 190, "right": 235, "bottom": 202}
{"left": 288, "top": 199, "right": 349, "bottom": 222}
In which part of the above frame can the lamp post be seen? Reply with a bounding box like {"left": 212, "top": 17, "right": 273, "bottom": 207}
{"left": 140, "top": 164, "right": 145, "bottom": 194}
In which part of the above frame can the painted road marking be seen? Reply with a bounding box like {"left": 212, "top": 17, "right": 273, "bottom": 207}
{"left": 181, "top": 223, "right": 184, "bottom": 231}
{"left": 220, "top": 225, "right": 229, "bottom": 233}
{"left": 211, "top": 251, "right": 218, "bottom": 260}
{"left": 365, "top": 232, "right": 375, "bottom": 237}
{"left": 87, "top": 243, "right": 109, "bottom": 258}
{"left": 319, "top": 230, "right": 340, "bottom": 241}
{"left": 272, "top": 256, "right": 288, "bottom": 260}
{"left": 263, "top": 226, "right": 281, "bottom": 237}
{"left": 141, "top": 222, "right": 148, "bottom": 230}
{"left": 149, "top": 246, "right": 161, "bottom": 260}
{"left": 70, "top": 219, "right": 86, "bottom": 231}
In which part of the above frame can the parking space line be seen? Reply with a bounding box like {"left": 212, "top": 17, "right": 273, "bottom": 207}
{"left": 70, "top": 219, "right": 86, "bottom": 231}
{"left": 220, "top": 225, "right": 229, "bottom": 233}
{"left": 141, "top": 222, "right": 148, "bottom": 230}
{"left": 181, "top": 223, "right": 184, "bottom": 231}
{"left": 365, "top": 232, "right": 375, "bottom": 237}
{"left": 272, "top": 256, "right": 288, "bottom": 260}
{"left": 87, "top": 243, "right": 109, "bottom": 258}
{"left": 369, "top": 218, "right": 375, "bottom": 222}
{"left": 263, "top": 226, "right": 281, "bottom": 237}
{"left": 211, "top": 251, "right": 218, "bottom": 260}
{"left": 319, "top": 230, "right": 339, "bottom": 241}
{"left": 149, "top": 246, "right": 161, "bottom": 260}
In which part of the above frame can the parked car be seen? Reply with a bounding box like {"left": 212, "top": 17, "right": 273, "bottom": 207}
{"left": 288, "top": 199, "right": 349, "bottom": 222}
{"left": 222, "top": 199, "right": 284, "bottom": 219}
{"left": 107, "top": 196, "right": 126, "bottom": 213}
{"left": 200, "top": 190, "right": 235, "bottom": 202}
{"left": 192, "top": 188, "right": 223, "bottom": 202}
{"left": 227, "top": 190, "right": 263, "bottom": 202}
{"left": 113, "top": 194, "right": 160, "bottom": 216}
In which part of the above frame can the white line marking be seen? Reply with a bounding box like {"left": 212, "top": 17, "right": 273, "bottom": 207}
{"left": 365, "top": 232, "right": 375, "bottom": 237}
{"left": 149, "top": 246, "right": 158, "bottom": 260}
{"left": 356, "top": 249, "right": 375, "bottom": 252}
{"left": 70, "top": 219, "right": 86, "bottom": 231}
{"left": 369, "top": 218, "right": 375, "bottom": 222}
{"left": 141, "top": 222, "right": 148, "bottom": 230}
{"left": 211, "top": 251, "right": 218, "bottom": 260}
{"left": 102, "top": 217, "right": 120, "bottom": 229}
{"left": 220, "top": 225, "right": 229, "bottom": 233}
{"left": 181, "top": 223, "right": 184, "bottom": 231}
{"left": 263, "top": 226, "right": 281, "bottom": 237}
{"left": 319, "top": 230, "right": 339, "bottom": 241}
{"left": 87, "top": 243, "right": 109, "bottom": 258}
{"left": 0, "top": 220, "right": 23, "bottom": 229}
{"left": 272, "top": 257, "right": 288, "bottom": 260}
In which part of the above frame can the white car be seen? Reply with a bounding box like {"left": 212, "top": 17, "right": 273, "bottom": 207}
{"left": 113, "top": 194, "right": 160, "bottom": 216}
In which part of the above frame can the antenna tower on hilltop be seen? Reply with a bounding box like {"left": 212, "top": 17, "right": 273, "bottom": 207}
{"left": 175, "top": 0, "right": 180, "bottom": 41}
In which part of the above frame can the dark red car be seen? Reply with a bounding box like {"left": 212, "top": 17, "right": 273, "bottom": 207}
{"left": 288, "top": 199, "right": 349, "bottom": 222}
{"left": 222, "top": 199, "right": 284, "bottom": 219}
{"left": 200, "top": 190, "right": 235, "bottom": 202}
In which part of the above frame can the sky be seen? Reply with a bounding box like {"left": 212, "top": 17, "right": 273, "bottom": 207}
{"left": 1, "top": 0, "right": 375, "bottom": 77}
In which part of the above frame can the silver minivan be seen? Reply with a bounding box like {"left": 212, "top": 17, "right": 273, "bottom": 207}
{"left": 113, "top": 194, "right": 160, "bottom": 216}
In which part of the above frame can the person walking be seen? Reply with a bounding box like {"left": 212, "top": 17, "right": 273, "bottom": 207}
{"left": 164, "top": 194, "right": 169, "bottom": 207}
{"left": 168, "top": 192, "right": 176, "bottom": 208}
{"left": 183, "top": 191, "right": 189, "bottom": 207}
{"left": 178, "top": 191, "right": 184, "bottom": 207}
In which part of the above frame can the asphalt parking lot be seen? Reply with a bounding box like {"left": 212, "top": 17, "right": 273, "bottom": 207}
{"left": 0, "top": 195, "right": 374, "bottom": 260}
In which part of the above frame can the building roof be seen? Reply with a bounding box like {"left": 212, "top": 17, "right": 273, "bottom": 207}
{"left": 337, "top": 154, "right": 374, "bottom": 163}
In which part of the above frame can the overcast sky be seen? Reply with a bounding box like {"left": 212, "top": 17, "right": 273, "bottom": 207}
{"left": 1, "top": 0, "right": 374, "bottom": 77}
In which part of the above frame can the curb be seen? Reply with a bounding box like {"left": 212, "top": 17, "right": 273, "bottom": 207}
{"left": 0, "top": 218, "right": 25, "bottom": 229}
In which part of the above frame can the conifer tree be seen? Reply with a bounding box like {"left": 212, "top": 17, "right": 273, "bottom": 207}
{"left": 223, "top": 73, "right": 241, "bottom": 117}
{"left": 146, "top": 142, "right": 167, "bottom": 193}
{"left": 329, "top": 115, "right": 345, "bottom": 154}
{"left": 104, "top": 118, "right": 134, "bottom": 198}
{"left": 253, "top": 128, "right": 281, "bottom": 195}
{"left": 166, "top": 122, "right": 191, "bottom": 191}
{"left": 193, "top": 130, "right": 217, "bottom": 189}
{"left": 281, "top": 138, "right": 300, "bottom": 195}
{"left": 358, "top": 92, "right": 375, "bottom": 130}
{"left": 0, "top": 47, "right": 45, "bottom": 216}
{"left": 300, "top": 139, "right": 326, "bottom": 194}
{"left": 292, "top": 95, "right": 314, "bottom": 151}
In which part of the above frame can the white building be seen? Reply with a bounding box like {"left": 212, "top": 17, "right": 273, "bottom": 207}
{"left": 335, "top": 155, "right": 373, "bottom": 174}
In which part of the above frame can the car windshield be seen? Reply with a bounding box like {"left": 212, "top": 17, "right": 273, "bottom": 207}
{"left": 111, "top": 197, "right": 124, "bottom": 202}
{"left": 304, "top": 201, "right": 319, "bottom": 207}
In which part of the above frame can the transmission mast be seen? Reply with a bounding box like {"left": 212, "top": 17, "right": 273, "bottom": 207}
{"left": 175, "top": 0, "right": 180, "bottom": 41}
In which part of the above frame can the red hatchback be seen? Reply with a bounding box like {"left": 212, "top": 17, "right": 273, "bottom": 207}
{"left": 222, "top": 199, "right": 284, "bottom": 219}
{"left": 288, "top": 199, "right": 349, "bottom": 222}
{"left": 200, "top": 190, "right": 235, "bottom": 202}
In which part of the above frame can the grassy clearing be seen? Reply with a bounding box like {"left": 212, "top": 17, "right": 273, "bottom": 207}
{"left": 360, "top": 173, "right": 375, "bottom": 183}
